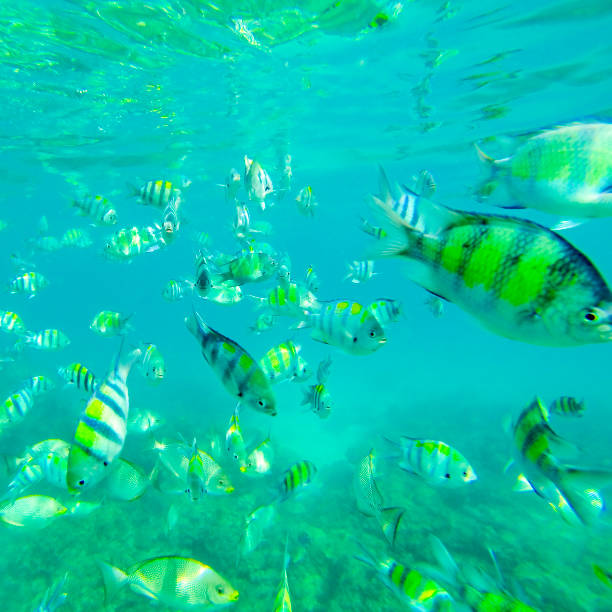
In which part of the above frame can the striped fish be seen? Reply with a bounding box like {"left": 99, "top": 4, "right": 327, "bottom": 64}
{"left": 299, "top": 300, "right": 386, "bottom": 355}
{"left": 244, "top": 156, "right": 273, "bottom": 210}
{"left": 8, "top": 271, "right": 48, "bottom": 296}
{"left": 23, "top": 375, "right": 56, "bottom": 396}
{"left": 368, "top": 167, "right": 612, "bottom": 346}
{"left": 226, "top": 406, "right": 247, "bottom": 470}
{"left": 61, "top": 228, "right": 92, "bottom": 248}
{"left": 243, "top": 437, "right": 274, "bottom": 476}
{"left": 355, "top": 544, "right": 453, "bottom": 611}
{"left": 305, "top": 264, "right": 319, "bottom": 293}
{"left": 23, "top": 329, "right": 70, "bottom": 350}
{"left": 391, "top": 437, "right": 477, "bottom": 487}
{"left": 255, "top": 282, "right": 318, "bottom": 318}
{"left": 250, "top": 313, "right": 276, "bottom": 334}
{"left": 512, "top": 397, "right": 612, "bottom": 525}
{"left": 366, "top": 298, "right": 402, "bottom": 326}
{"left": 259, "top": 340, "right": 310, "bottom": 384}
{"left": 72, "top": 194, "right": 117, "bottom": 225}
{"left": 138, "top": 343, "right": 165, "bottom": 384}
{"left": 279, "top": 460, "right": 317, "bottom": 501}
{"left": 186, "top": 441, "right": 234, "bottom": 500}
{"left": 0, "top": 387, "right": 34, "bottom": 430}
{"left": 161, "top": 196, "right": 180, "bottom": 238}
{"left": 295, "top": 185, "right": 317, "bottom": 217}
{"left": 134, "top": 179, "right": 180, "bottom": 208}
{"left": 90, "top": 310, "right": 132, "bottom": 337}
{"left": 344, "top": 260, "right": 376, "bottom": 283}
{"left": 185, "top": 311, "right": 276, "bottom": 416}
{"left": 360, "top": 217, "right": 387, "bottom": 240}
{"left": 58, "top": 363, "right": 99, "bottom": 394}
{"left": 273, "top": 540, "right": 292, "bottom": 612}
{"left": 0, "top": 310, "right": 26, "bottom": 334}
{"left": 162, "top": 279, "right": 192, "bottom": 301}
{"left": 301, "top": 357, "right": 333, "bottom": 419}
{"left": 104, "top": 225, "right": 166, "bottom": 261}
{"left": 66, "top": 345, "right": 142, "bottom": 492}
{"left": 218, "top": 250, "right": 278, "bottom": 286}
{"left": 549, "top": 396, "right": 585, "bottom": 417}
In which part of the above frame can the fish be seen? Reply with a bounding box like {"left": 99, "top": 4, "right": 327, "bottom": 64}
{"left": 32, "top": 572, "right": 68, "bottom": 612}
{"left": 511, "top": 397, "right": 612, "bottom": 525}
{"left": 98, "top": 556, "right": 239, "bottom": 608}
{"left": 57, "top": 363, "right": 99, "bottom": 394}
{"left": 221, "top": 167, "right": 242, "bottom": 203}
{"left": 388, "top": 437, "right": 477, "bottom": 487}
{"left": 0, "top": 494, "right": 68, "bottom": 529}
{"left": 239, "top": 504, "right": 277, "bottom": 559}
{"left": 104, "top": 225, "right": 166, "bottom": 261}
{"left": 161, "top": 196, "right": 181, "bottom": 238}
{"left": 305, "top": 264, "right": 320, "bottom": 293}
{"left": 185, "top": 311, "right": 277, "bottom": 416}
{"left": 61, "top": 228, "right": 92, "bottom": 248}
{"left": 254, "top": 282, "right": 318, "bottom": 318}
{"left": 344, "top": 260, "right": 376, "bottom": 283}
{"left": 0, "top": 310, "right": 26, "bottom": 335}
{"left": 90, "top": 310, "right": 132, "bottom": 336}
{"left": 354, "top": 448, "right": 404, "bottom": 546}
{"left": 365, "top": 298, "right": 403, "bottom": 326}
{"left": 31, "top": 236, "right": 62, "bottom": 252}
{"left": 259, "top": 340, "right": 311, "bottom": 384}
{"left": 360, "top": 217, "right": 387, "bottom": 240}
{"left": 295, "top": 185, "right": 317, "bottom": 217}
{"left": 244, "top": 156, "right": 273, "bottom": 209}
{"left": 250, "top": 313, "right": 276, "bottom": 334}
{"left": 297, "top": 300, "right": 386, "bottom": 355}
{"left": 549, "top": 396, "right": 585, "bottom": 417}
{"left": 243, "top": 436, "right": 274, "bottom": 476}
{"left": 475, "top": 123, "right": 612, "bottom": 219}
{"left": 103, "top": 457, "right": 155, "bottom": 501}
{"left": 186, "top": 440, "right": 234, "bottom": 500}
{"left": 301, "top": 357, "right": 333, "bottom": 419}
{"left": 23, "top": 329, "right": 70, "bottom": 350}
{"left": 0, "top": 387, "right": 35, "bottom": 431}
{"left": 205, "top": 283, "right": 243, "bottom": 305}
{"left": 138, "top": 343, "right": 165, "bottom": 384}
{"left": 22, "top": 375, "right": 55, "bottom": 397}
{"left": 354, "top": 543, "right": 454, "bottom": 610}
{"left": 162, "top": 279, "right": 192, "bottom": 301}
{"left": 278, "top": 459, "right": 317, "bottom": 501}
{"left": 72, "top": 194, "right": 117, "bottom": 225}
{"left": 194, "top": 251, "right": 213, "bottom": 296}
{"left": 225, "top": 406, "right": 247, "bottom": 471}
{"left": 127, "top": 409, "right": 165, "bottom": 435}
{"left": 273, "top": 539, "right": 292, "bottom": 612}
{"left": 368, "top": 167, "right": 612, "bottom": 346}
{"left": 133, "top": 179, "right": 181, "bottom": 208}
{"left": 217, "top": 250, "right": 278, "bottom": 286}
{"left": 426, "top": 295, "right": 445, "bottom": 318}
{"left": 8, "top": 271, "right": 48, "bottom": 297}
{"left": 66, "top": 344, "right": 142, "bottom": 492}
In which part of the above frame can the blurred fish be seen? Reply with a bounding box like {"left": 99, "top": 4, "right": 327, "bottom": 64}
{"left": 226, "top": 406, "right": 247, "bottom": 471}
{"left": 31, "top": 236, "right": 61, "bottom": 252}
{"left": 297, "top": 300, "right": 386, "bottom": 355}
{"left": 368, "top": 167, "right": 612, "bottom": 346}
{"left": 72, "top": 194, "right": 117, "bottom": 225}
{"left": 138, "top": 343, "right": 165, "bottom": 384}
{"left": 99, "top": 556, "right": 239, "bottom": 608}
{"left": 185, "top": 311, "right": 277, "bottom": 416}
{"left": 8, "top": 271, "right": 48, "bottom": 297}
{"left": 0, "top": 310, "right": 26, "bottom": 334}
{"left": 23, "top": 329, "right": 70, "bottom": 350}
{"left": 549, "top": 396, "right": 585, "bottom": 417}
{"left": 23, "top": 375, "right": 56, "bottom": 397}
{"left": 344, "top": 260, "right": 376, "bottom": 283}
{"left": 301, "top": 357, "right": 333, "bottom": 419}
{"left": 32, "top": 572, "right": 68, "bottom": 612}
{"left": 162, "top": 279, "right": 193, "bottom": 301}
{"left": 205, "top": 283, "right": 243, "bottom": 305}
{"left": 239, "top": 504, "right": 277, "bottom": 559}
{"left": 387, "top": 437, "right": 477, "bottom": 487}
{"left": 360, "top": 217, "right": 387, "bottom": 240}
{"left": 61, "top": 228, "right": 92, "bottom": 248}
{"left": 250, "top": 312, "right": 276, "bottom": 334}
{"left": 104, "top": 225, "right": 166, "bottom": 261}
{"left": 0, "top": 494, "right": 67, "bottom": 529}
{"left": 273, "top": 539, "right": 292, "bottom": 612}
{"left": 103, "top": 457, "right": 155, "bottom": 501}
{"left": 295, "top": 185, "right": 317, "bottom": 217}
{"left": 0, "top": 387, "right": 35, "bottom": 431}
{"left": 194, "top": 251, "right": 213, "bottom": 296}
{"left": 66, "top": 344, "right": 141, "bottom": 492}
{"left": 475, "top": 123, "right": 612, "bottom": 221}
{"left": 90, "top": 310, "right": 132, "bottom": 337}
{"left": 244, "top": 156, "right": 273, "bottom": 210}
{"left": 127, "top": 409, "right": 165, "bottom": 435}
{"left": 243, "top": 436, "right": 274, "bottom": 476}
{"left": 253, "top": 282, "right": 317, "bottom": 318}
{"left": 57, "top": 362, "right": 99, "bottom": 394}
{"left": 365, "top": 298, "right": 402, "bottom": 326}
{"left": 217, "top": 250, "right": 278, "bottom": 286}
{"left": 220, "top": 168, "right": 241, "bottom": 203}
{"left": 278, "top": 459, "right": 317, "bottom": 502}
{"left": 305, "top": 264, "right": 320, "bottom": 293}
{"left": 355, "top": 543, "right": 454, "bottom": 610}
{"left": 165, "top": 503, "right": 179, "bottom": 535}
{"left": 259, "top": 340, "right": 311, "bottom": 384}
{"left": 426, "top": 295, "right": 445, "bottom": 318}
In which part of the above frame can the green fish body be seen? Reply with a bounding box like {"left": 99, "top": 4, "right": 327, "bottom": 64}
{"left": 369, "top": 168, "right": 612, "bottom": 346}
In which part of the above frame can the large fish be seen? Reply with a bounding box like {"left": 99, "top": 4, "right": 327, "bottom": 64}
{"left": 368, "top": 167, "right": 612, "bottom": 346}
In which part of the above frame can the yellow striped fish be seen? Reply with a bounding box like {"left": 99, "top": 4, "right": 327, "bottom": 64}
{"left": 278, "top": 460, "right": 317, "bottom": 501}
{"left": 133, "top": 179, "right": 180, "bottom": 208}
{"left": 549, "top": 396, "right": 585, "bottom": 417}
{"left": 58, "top": 362, "right": 99, "bottom": 394}
{"left": 185, "top": 311, "right": 276, "bottom": 416}
{"left": 368, "top": 167, "right": 612, "bottom": 346}
{"left": 226, "top": 406, "right": 247, "bottom": 470}
{"left": 66, "top": 345, "right": 141, "bottom": 492}
{"left": 273, "top": 539, "right": 292, "bottom": 612}
{"left": 259, "top": 340, "right": 310, "bottom": 384}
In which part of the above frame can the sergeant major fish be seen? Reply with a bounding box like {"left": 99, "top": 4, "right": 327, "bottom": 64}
{"left": 244, "top": 156, "right": 273, "bottom": 210}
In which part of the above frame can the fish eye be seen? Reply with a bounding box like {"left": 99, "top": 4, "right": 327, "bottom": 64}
{"left": 218, "top": 479, "right": 225, "bottom": 485}
{"left": 78, "top": 479, "right": 85, "bottom": 485}
{"left": 216, "top": 585, "right": 225, "bottom": 595}
{"left": 445, "top": 473, "right": 451, "bottom": 479}
{"left": 369, "top": 330, "right": 376, "bottom": 337}
{"left": 462, "top": 471, "right": 467, "bottom": 477}
{"left": 257, "top": 399, "right": 266, "bottom": 407}
{"left": 583, "top": 310, "right": 599, "bottom": 322}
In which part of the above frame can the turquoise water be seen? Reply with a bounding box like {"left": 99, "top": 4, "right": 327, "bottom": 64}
{"left": 1, "top": 1, "right": 612, "bottom": 610}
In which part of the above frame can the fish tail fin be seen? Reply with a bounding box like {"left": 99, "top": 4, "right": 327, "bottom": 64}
{"left": 184, "top": 310, "right": 209, "bottom": 343}
{"left": 555, "top": 466, "right": 612, "bottom": 525}
{"left": 353, "top": 541, "right": 379, "bottom": 570}
{"left": 98, "top": 561, "right": 128, "bottom": 604}
{"left": 300, "top": 385, "right": 314, "bottom": 406}
{"left": 126, "top": 182, "right": 140, "bottom": 197}
{"left": 39, "top": 572, "right": 68, "bottom": 611}
{"left": 111, "top": 340, "right": 142, "bottom": 381}
{"left": 473, "top": 142, "right": 512, "bottom": 203}
{"left": 428, "top": 535, "right": 461, "bottom": 587}
{"left": 377, "top": 506, "right": 405, "bottom": 546}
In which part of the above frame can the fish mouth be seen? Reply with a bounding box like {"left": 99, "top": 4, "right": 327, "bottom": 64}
{"left": 229, "top": 591, "right": 239, "bottom": 601}
{"left": 226, "top": 486, "right": 235, "bottom": 493}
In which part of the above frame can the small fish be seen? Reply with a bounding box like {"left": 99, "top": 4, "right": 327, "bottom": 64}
{"left": 217, "top": 250, "right": 278, "bottom": 286}
{"left": 426, "top": 295, "right": 445, "bottom": 318}
{"left": 298, "top": 300, "right": 386, "bottom": 355}
{"left": 245, "top": 156, "right": 273, "bottom": 209}
{"left": 31, "top": 236, "right": 61, "bottom": 252}
{"left": 243, "top": 437, "right": 274, "bottom": 476}
{"left": 194, "top": 251, "right": 213, "bottom": 296}
{"left": 104, "top": 225, "right": 166, "bottom": 261}
{"left": 102, "top": 458, "right": 154, "bottom": 501}
{"left": 355, "top": 543, "right": 453, "bottom": 610}
{"left": 23, "top": 329, "right": 70, "bottom": 351}
{"left": 186, "top": 440, "right": 234, "bottom": 500}
{"left": 0, "top": 494, "right": 67, "bottom": 529}
{"left": 185, "top": 311, "right": 277, "bottom": 416}
{"left": 161, "top": 196, "right": 181, "bottom": 238}
{"left": 366, "top": 298, "right": 402, "bottom": 327}
{"left": 8, "top": 271, "right": 48, "bottom": 297}
{"left": 278, "top": 459, "right": 317, "bottom": 501}
{"left": 250, "top": 313, "right": 276, "bottom": 334}
{"left": 305, "top": 264, "right": 320, "bottom": 293}
{"left": 360, "top": 217, "right": 387, "bottom": 240}
{"left": 273, "top": 539, "right": 292, "bottom": 612}
{"left": 57, "top": 363, "right": 99, "bottom": 394}
{"left": 32, "top": 572, "right": 68, "bottom": 612}
{"left": 61, "top": 228, "right": 92, "bottom": 248}
{"left": 206, "top": 283, "right": 243, "bottom": 305}
{"left": 259, "top": 340, "right": 311, "bottom": 384}
{"left": 254, "top": 282, "right": 318, "bottom": 318}
{"left": 23, "top": 375, "right": 56, "bottom": 397}
{"left": 0, "top": 387, "right": 35, "bottom": 431}
{"left": 226, "top": 406, "right": 247, "bottom": 471}
{"left": 232, "top": 203, "right": 252, "bottom": 239}
{"left": 127, "top": 409, "right": 165, "bottom": 434}
{"left": 388, "top": 437, "right": 477, "bottom": 487}
{"left": 295, "top": 185, "right": 317, "bottom": 217}
{"left": 549, "top": 396, "right": 585, "bottom": 417}
{"left": 240, "top": 504, "right": 277, "bottom": 559}
{"left": 133, "top": 179, "right": 181, "bottom": 208}
{"left": 90, "top": 310, "right": 132, "bottom": 337}
{"left": 221, "top": 168, "right": 242, "bottom": 203}
{"left": 344, "top": 260, "right": 376, "bottom": 284}
{"left": 138, "top": 343, "right": 165, "bottom": 384}
{"left": 72, "top": 194, "right": 117, "bottom": 225}
{"left": 98, "top": 556, "right": 239, "bottom": 608}
{"left": 368, "top": 167, "right": 612, "bottom": 346}
{"left": 475, "top": 123, "right": 612, "bottom": 219}
{"left": 66, "top": 345, "right": 142, "bottom": 492}
{"left": 301, "top": 357, "right": 333, "bottom": 419}
{"left": 162, "top": 279, "right": 192, "bottom": 301}
{"left": 0, "top": 310, "right": 26, "bottom": 334}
